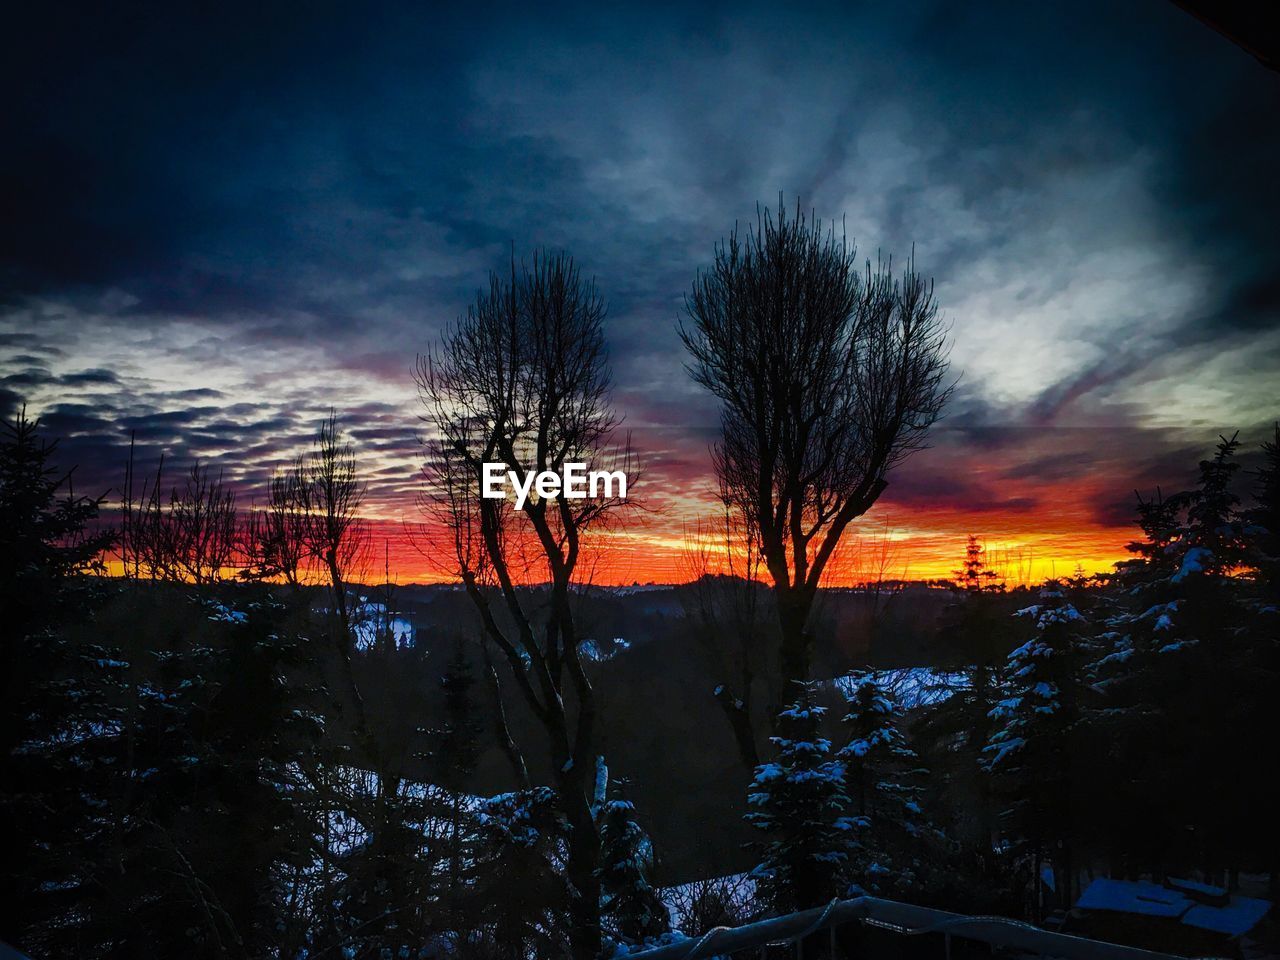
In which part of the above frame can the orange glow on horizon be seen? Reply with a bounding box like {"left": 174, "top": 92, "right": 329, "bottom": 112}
{"left": 95, "top": 457, "right": 1142, "bottom": 589}
{"left": 343, "top": 508, "right": 1134, "bottom": 588}
{"left": 96, "top": 509, "right": 1132, "bottom": 588}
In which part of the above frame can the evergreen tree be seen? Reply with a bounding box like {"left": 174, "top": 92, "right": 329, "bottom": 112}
{"left": 596, "top": 779, "right": 669, "bottom": 947}
{"left": 436, "top": 637, "right": 483, "bottom": 788}
{"left": 1245, "top": 423, "right": 1280, "bottom": 601}
{"left": 0, "top": 408, "right": 113, "bottom": 623}
{"left": 839, "top": 672, "right": 933, "bottom": 897}
{"left": 955, "top": 534, "right": 1003, "bottom": 594}
{"left": 0, "top": 410, "right": 116, "bottom": 952}
{"left": 745, "top": 685, "right": 851, "bottom": 913}
{"left": 1183, "top": 434, "right": 1248, "bottom": 573}
{"left": 118, "top": 592, "right": 315, "bottom": 959}
{"left": 983, "top": 581, "right": 1088, "bottom": 914}
{"left": 1089, "top": 488, "right": 1192, "bottom": 876}
{"left": 916, "top": 535, "right": 1011, "bottom": 854}
{"left": 473, "top": 787, "right": 571, "bottom": 956}
{"left": 318, "top": 777, "right": 440, "bottom": 960}
{"left": 1091, "top": 435, "right": 1253, "bottom": 880}
{"left": 1242, "top": 425, "right": 1280, "bottom": 896}
{"left": 434, "top": 637, "right": 484, "bottom": 931}
{"left": 8, "top": 584, "right": 315, "bottom": 958}
{"left": 1088, "top": 487, "right": 1183, "bottom": 695}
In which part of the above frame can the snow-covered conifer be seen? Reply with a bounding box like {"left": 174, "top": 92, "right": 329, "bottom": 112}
{"left": 840, "top": 672, "right": 934, "bottom": 896}
{"left": 745, "top": 684, "right": 851, "bottom": 913}
{"left": 597, "top": 779, "right": 669, "bottom": 946}
{"left": 983, "top": 580, "right": 1089, "bottom": 910}
{"left": 474, "top": 787, "right": 570, "bottom": 955}
{"left": 1246, "top": 424, "right": 1280, "bottom": 599}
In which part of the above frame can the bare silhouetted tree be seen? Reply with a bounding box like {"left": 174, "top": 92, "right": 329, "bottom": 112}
{"left": 417, "top": 249, "right": 634, "bottom": 960}
{"left": 679, "top": 484, "right": 771, "bottom": 770}
{"left": 169, "top": 464, "right": 239, "bottom": 584}
{"left": 122, "top": 459, "right": 239, "bottom": 585}
{"left": 681, "top": 200, "right": 951, "bottom": 690}
{"left": 241, "top": 467, "right": 308, "bottom": 587}
{"left": 298, "top": 413, "right": 369, "bottom": 729}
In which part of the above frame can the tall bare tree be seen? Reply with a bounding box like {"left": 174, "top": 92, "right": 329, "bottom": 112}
{"left": 298, "top": 414, "right": 367, "bottom": 627}
{"left": 417, "top": 250, "right": 633, "bottom": 960}
{"left": 297, "top": 413, "right": 369, "bottom": 728}
{"left": 680, "top": 200, "right": 951, "bottom": 690}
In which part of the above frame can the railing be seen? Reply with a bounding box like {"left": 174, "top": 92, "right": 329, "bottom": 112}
{"left": 628, "top": 895, "right": 1199, "bottom": 960}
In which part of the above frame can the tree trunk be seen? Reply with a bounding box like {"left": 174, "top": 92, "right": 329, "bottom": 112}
{"left": 484, "top": 652, "right": 531, "bottom": 789}
{"left": 561, "top": 769, "right": 602, "bottom": 960}
{"left": 714, "top": 685, "right": 760, "bottom": 769}
{"left": 325, "top": 554, "right": 367, "bottom": 736}
{"left": 776, "top": 586, "right": 814, "bottom": 697}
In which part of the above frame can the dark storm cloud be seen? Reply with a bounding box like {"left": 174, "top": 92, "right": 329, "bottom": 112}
{"left": 60, "top": 369, "right": 121, "bottom": 385}
{"left": 4, "top": 1, "right": 1263, "bottom": 325}
{"left": 1, "top": 0, "right": 1277, "bottom": 549}
{"left": 1026, "top": 355, "right": 1147, "bottom": 426}
{"left": 883, "top": 463, "right": 1044, "bottom": 515}
{"left": 27, "top": 393, "right": 406, "bottom": 503}
{"left": 1, "top": 367, "right": 54, "bottom": 390}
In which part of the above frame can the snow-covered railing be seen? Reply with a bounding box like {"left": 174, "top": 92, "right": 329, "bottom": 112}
{"left": 625, "top": 895, "right": 1190, "bottom": 960}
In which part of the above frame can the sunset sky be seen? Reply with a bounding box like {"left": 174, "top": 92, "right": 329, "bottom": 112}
{"left": 2, "top": 2, "right": 1278, "bottom": 584}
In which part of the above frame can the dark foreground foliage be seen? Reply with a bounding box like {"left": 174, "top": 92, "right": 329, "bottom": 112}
{"left": 4, "top": 408, "right": 1280, "bottom": 958}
